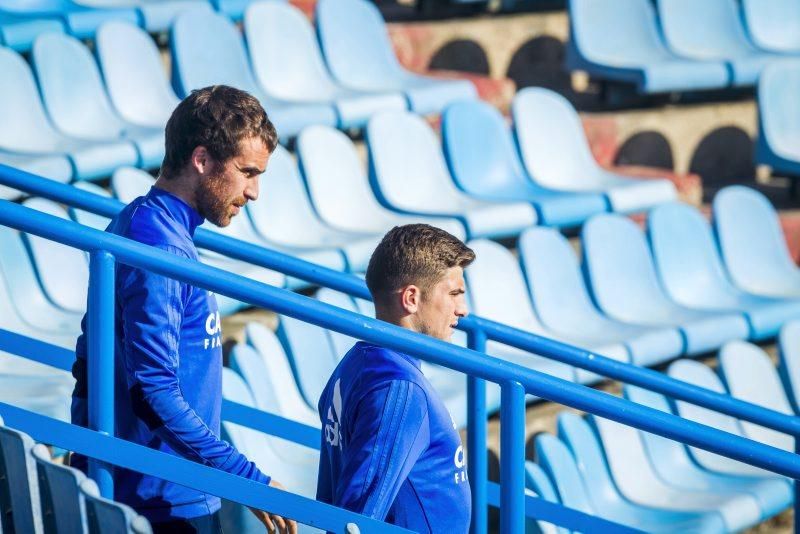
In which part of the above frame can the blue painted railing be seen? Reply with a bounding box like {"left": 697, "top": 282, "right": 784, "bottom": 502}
{"left": 1, "top": 165, "right": 800, "bottom": 532}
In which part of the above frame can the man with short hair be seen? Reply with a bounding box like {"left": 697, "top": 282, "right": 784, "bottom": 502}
{"left": 71, "top": 85, "right": 296, "bottom": 533}
{"left": 316, "top": 224, "right": 474, "bottom": 532}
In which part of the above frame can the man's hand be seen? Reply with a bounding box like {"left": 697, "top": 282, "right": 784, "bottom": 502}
{"left": 249, "top": 480, "right": 298, "bottom": 534}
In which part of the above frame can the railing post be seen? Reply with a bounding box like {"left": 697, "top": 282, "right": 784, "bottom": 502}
{"left": 795, "top": 435, "right": 800, "bottom": 534}
{"left": 500, "top": 380, "right": 525, "bottom": 534}
{"left": 467, "top": 329, "right": 488, "bottom": 534}
{"left": 88, "top": 250, "right": 115, "bottom": 498}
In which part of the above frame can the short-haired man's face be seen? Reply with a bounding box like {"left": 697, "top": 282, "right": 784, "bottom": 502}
{"left": 411, "top": 266, "right": 469, "bottom": 342}
{"left": 196, "top": 136, "right": 269, "bottom": 227}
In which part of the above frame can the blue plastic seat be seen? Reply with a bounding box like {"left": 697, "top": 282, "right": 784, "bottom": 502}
{"left": 742, "top": 0, "right": 800, "bottom": 54}
{"left": 656, "top": 0, "right": 781, "bottom": 87}
{"left": 553, "top": 412, "right": 727, "bottom": 533}
{"left": 713, "top": 186, "right": 800, "bottom": 298}
{"left": 297, "top": 125, "right": 466, "bottom": 240}
{"left": 82, "top": 0, "right": 210, "bottom": 33}
{"left": 718, "top": 341, "right": 794, "bottom": 451}
{"left": 582, "top": 213, "right": 751, "bottom": 354}
{"left": 624, "top": 384, "right": 792, "bottom": 519}
{"left": 441, "top": 100, "right": 607, "bottom": 229}
{"left": 0, "top": 46, "right": 138, "bottom": 181}
{"left": 566, "top": 0, "right": 729, "bottom": 93}
{"left": 0, "top": 0, "right": 138, "bottom": 40}
{"left": 519, "top": 227, "right": 683, "bottom": 368}
{"left": 513, "top": 88, "right": 677, "bottom": 214}
{"left": 70, "top": 180, "right": 114, "bottom": 231}
{"left": 755, "top": 59, "right": 800, "bottom": 179}
{"left": 0, "top": 11, "right": 64, "bottom": 52}
{"left": 32, "top": 444, "right": 89, "bottom": 534}
{"left": 244, "top": 2, "right": 406, "bottom": 131}
{"left": 209, "top": 0, "right": 250, "bottom": 20}
{"left": 522, "top": 461, "right": 568, "bottom": 534}
{"left": 33, "top": 32, "right": 164, "bottom": 169}
{"left": 0, "top": 152, "right": 72, "bottom": 200}
{"left": 80, "top": 478, "right": 152, "bottom": 534}
{"left": 316, "top": 0, "right": 477, "bottom": 116}
{"left": 649, "top": 202, "right": 800, "bottom": 340}
{"left": 0, "top": 420, "right": 43, "bottom": 533}
{"left": 171, "top": 9, "right": 337, "bottom": 140}
{"left": 778, "top": 320, "right": 800, "bottom": 412}
{"left": 367, "top": 111, "right": 538, "bottom": 240}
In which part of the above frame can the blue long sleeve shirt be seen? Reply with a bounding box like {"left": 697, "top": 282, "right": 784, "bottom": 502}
{"left": 316, "top": 341, "right": 471, "bottom": 532}
{"left": 71, "top": 187, "right": 269, "bottom": 523}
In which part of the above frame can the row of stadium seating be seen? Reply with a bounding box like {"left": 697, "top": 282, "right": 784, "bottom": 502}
{"left": 0, "top": 415, "right": 152, "bottom": 533}
{"left": 568, "top": 0, "right": 800, "bottom": 93}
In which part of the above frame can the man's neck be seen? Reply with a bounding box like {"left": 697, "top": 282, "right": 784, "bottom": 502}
{"left": 375, "top": 310, "right": 419, "bottom": 334}
{"left": 154, "top": 173, "right": 199, "bottom": 213}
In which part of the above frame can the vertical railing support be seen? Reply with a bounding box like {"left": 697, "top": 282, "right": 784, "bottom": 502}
{"left": 795, "top": 435, "right": 800, "bottom": 534}
{"left": 467, "top": 329, "right": 488, "bottom": 534}
{"left": 88, "top": 250, "right": 115, "bottom": 498}
{"left": 500, "top": 380, "right": 525, "bottom": 534}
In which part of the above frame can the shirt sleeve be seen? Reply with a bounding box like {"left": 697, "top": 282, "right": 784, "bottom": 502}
{"left": 118, "top": 247, "right": 269, "bottom": 485}
{"left": 336, "top": 380, "right": 430, "bottom": 520}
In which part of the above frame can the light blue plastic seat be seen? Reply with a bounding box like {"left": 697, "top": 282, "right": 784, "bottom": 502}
{"left": 32, "top": 444, "right": 89, "bottom": 534}
{"left": 248, "top": 145, "right": 379, "bottom": 272}
{"left": 522, "top": 461, "right": 567, "bottom": 534}
{"left": 566, "top": 0, "right": 729, "bottom": 93}
{"left": 554, "top": 413, "right": 728, "bottom": 533}
{"left": 624, "top": 384, "right": 792, "bottom": 519}
{"left": 779, "top": 321, "right": 800, "bottom": 412}
{"left": 756, "top": 60, "right": 800, "bottom": 179}
{"left": 649, "top": 202, "right": 800, "bottom": 340}
{"left": 0, "top": 11, "right": 63, "bottom": 52}
{"left": 33, "top": 32, "right": 164, "bottom": 169}
{"left": 656, "top": 0, "right": 780, "bottom": 87}
{"left": 582, "top": 213, "right": 751, "bottom": 354}
{"left": 519, "top": 227, "right": 683, "bottom": 368}
{"left": 441, "top": 100, "right": 607, "bottom": 229}
{"left": 0, "top": 46, "right": 138, "bottom": 181}
{"left": 80, "top": 478, "right": 152, "bottom": 534}
{"left": 297, "top": 125, "right": 466, "bottom": 240}
{"left": 209, "top": 0, "right": 250, "bottom": 20}
{"left": 81, "top": 0, "right": 210, "bottom": 33}
{"left": 714, "top": 186, "right": 800, "bottom": 298}
{"left": 513, "top": 88, "right": 677, "bottom": 214}
{"left": 171, "top": 9, "right": 337, "bottom": 140}
{"left": 70, "top": 181, "right": 113, "bottom": 232}
{"left": 466, "top": 239, "right": 630, "bottom": 385}
{"left": 367, "top": 111, "right": 538, "bottom": 240}
{"left": 742, "top": 0, "right": 800, "bottom": 54}
{"left": 0, "top": 0, "right": 138, "bottom": 40}
{"left": 244, "top": 2, "right": 406, "bottom": 131}
{"left": 667, "top": 359, "right": 787, "bottom": 478}
{"left": 316, "top": 0, "right": 477, "bottom": 116}
{"left": 0, "top": 420, "right": 43, "bottom": 533}
{"left": 718, "top": 341, "right": 794, "bottom": 451}
{"left": 0, "top": 152, "right": 72, "bottom": 200}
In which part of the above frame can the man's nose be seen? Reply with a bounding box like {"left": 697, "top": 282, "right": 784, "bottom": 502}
{"left": 245, "top": 181, "right": 259, "bottom": 202}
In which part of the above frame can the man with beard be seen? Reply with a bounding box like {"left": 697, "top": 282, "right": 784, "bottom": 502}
{"left": 70, "top": 86, "right": 296, "bottom": 534}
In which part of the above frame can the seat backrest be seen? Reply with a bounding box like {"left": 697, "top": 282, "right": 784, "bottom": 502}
{"left": 367, "top": 111, "right": 466, "bottom": 213}
{"left": 742, "top": 0, "right": 800, "bottom": 53}
{"left": 111, "top": 167, "right": 154, "bottom": 204}
{"left": 316, "top": 0, "right": 404, "bottom": 89}
{"left": 70, "top": 182, "right": 113, "bottom": 231}
{"left": 171, "top": 8, "right": 260, "bottom": 97}
{"left": 656, "top": 0, "right": 755, "bottom": 57}
{"left": 32, "top": 32, "right": 124, "bottom": 140}
{"left": 96, "top": 21, "right": 179, "bottom": 128}
{"left": 512, "top": 88, "right": 598, "bottom": 191}
{"left": 80, "top": 478, "right": 152, "bottom": 534}
{"left": 779, "top": 320, "right": 800, "bottom": 411}
{"left": 442, "top": 100, "right": 531, "bottom": 198}
{"left": 758, "top": 60, "right": 800, "bottom": 159}
{"left": 0, "top": 424, "right": 43, "bottom": 534}
{"left": 534, "top": 433, "right": 594, "bottom": 514}
{"left": 523, "top": 459, "right": 571, "bottom": 534}
{"left": 32, "top": 444, "right": 87, "bottom": 534}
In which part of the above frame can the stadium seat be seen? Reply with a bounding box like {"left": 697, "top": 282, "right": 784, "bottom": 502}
{"left": 244, "top": 2, "right": 406, "bottom": 131}
{"left": 0, "top": 152, "right": 72, "bottom": 201}
{"left": 466, "top": 239, "right": 629, "bottom": 385}
{"left": 209, "top": 0, "right": 249, "bottom": 20}
{"left": 96, "top": 21, "right": 179, "bottom": 130}
{"left": 0, "top": 1, "right": 138, "bottom": 40}
{"left": 297, "top": 125, "right": 466, "bottom": 239}
{"left": 624, "top": 385, "right": 792, "bottom": 518}
{"left": 582, "top": 213, "right": 750, "bottom": 354}
{"left": 648, "top": 202, "right": 800, "bottom": 340}
{"left": 742, "top": 0, "right": 800, "bottom": 54}
{"left": 755, "top": 60, "right": 800, "bottom": 179}
{"left": 82, "top": 0, "right": 210, "bottom": 33}
{"left": 656, "top": 0, "right": 780, "bottom": 87}
{"left": 367, "top": 111, "right": 537, "bottom": 240}
{"left": 70, "top": 181, "right": 114, "bottom": 231}
{"left": 0, "top": 419, "right": 44, "bottom": 533}
{"left": 0, "top": 11, "right": 63, "bottom": 52}
{"left": 0, "top": 46, "right": 138, "bottom": 181}
{"left": 553, "top": 413, "right": 728, "bottom": 532}
{"left": 80, "top": 478, "right": 152, "bottom": 534}
{"left": 32, "top": 444, "right": 89, "bottom": 534}
{"left": 247, "top": 146, "right": 379, "bottom": 273}
{"left": 513, "top": 88, "right": 677, "bottom": 214}
{"left": 522, "top": 461, "right": 569, "bottom": 534}
{"left": 316, "top": 0, "right": 477, "bottom": 116}
{"left": 566, "top": 0, "right": 729, "bottom": 93}
{"left": 519, "top": 227, "right": 684, "bottom": 368}
{"left": 779, "top": 321, "right": 800, "bottom": 412}
{"left": 441, "top": 100, "right": 608, "bottom": 229}
{"left": 32, "top": 32, "right": 164, "bottom": 169}
{"left": 713, "top": 186, "right": 800, "bottom": 298}
{"left": 718, "top": 341, "right": 794, "bottom": 451}
{"left": 171, "top": 9, "right": 337, "bottom": 140}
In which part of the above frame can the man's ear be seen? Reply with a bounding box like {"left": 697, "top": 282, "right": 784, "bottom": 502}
{"left": 190, "top": 146, "right": 211, "bottom": 175}
{"left": 400, "top": 285, "right": 420, "bottom": 315}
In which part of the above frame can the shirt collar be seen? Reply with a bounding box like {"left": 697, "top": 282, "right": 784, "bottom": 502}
{"left": 147, "top": 186, "right": 205, "bottom": 236}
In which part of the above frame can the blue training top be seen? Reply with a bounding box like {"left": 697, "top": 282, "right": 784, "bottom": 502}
{"left": 317, "top": 341, "right": 471, "bottom": 532}
{"left": 71, "top": 187, "right": 269, "bottom": 523}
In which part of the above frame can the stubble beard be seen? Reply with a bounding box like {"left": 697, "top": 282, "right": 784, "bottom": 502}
{"left": 196, "top": 164, "right": 245, "bottom": 227}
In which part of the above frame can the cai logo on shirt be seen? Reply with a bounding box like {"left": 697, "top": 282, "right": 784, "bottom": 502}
{"left": 451, "top": 415, "right": 467, "bottom": 484}
{"left": 204, "top": 311, "right": 222, "bottom": 350}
